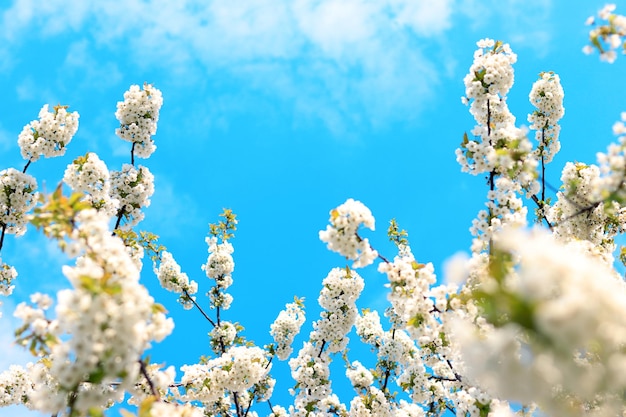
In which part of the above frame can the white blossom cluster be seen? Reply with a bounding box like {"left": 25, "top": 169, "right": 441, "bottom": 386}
{"left": 287, "top": 267, "right": 364, "bottom": 415}
{"left": 453, "top": 228, "right": 626, "bottom": 417}
{"left": 110, "top": 164, "right": 155, "bottom": 229}
{"left": 590, "top": 112, "right": 626, "bottom": 205}
{"left": 547, "top": 162, "right": 625, "bottom": 264}
{"left": 0, "top": 364, "right": 38, "bottom": 408}
{"left": 319, "top": 198, "right": 378, "bottom": 268}
{"left": 17, "top": 104, "right": 79, "bottom": 162}
{"left": 0, "top": 168, "right": 38, "bottom": 236}
{"left": 288, "top": 341, "right": 345, "bottom": 416}
{"left": 129, "top": 364, "right": 177, "bottom": 405}
{"left": 356, "top": 312, "right": 420, "bottom": 382}
{"left": 470, "top": 177, "right": 528, "bottom": 254}
{"left": 528, "top": 72, "right": 565, "bottom": 164}
{"left": 349, "top": 386, "right": 392, "bottom": 417}
{"left": 155, "top": 251, "right": 198, "bottom": 310}
{"left": 180, "top": 346, "right": 271, "bottom": 403}
{"left": 0, "top": 259, "right": 17, "bottom": 297}
{"left": 209, "top": 321, "right": 238, "bottom": 347}
{"left": 458, "top": 39, "right": 538, "bottom": 194}
{"left": 347, "top": 387, "right": 429, "bottom": 417}
{"left": 23, "top": 209, "right": 174, "bottom": 415}
{"left": 270, "top": 299, "right": 306, "bottom": 360}
{"left": 584, "top": 4, "right": 626, "bottom": 63}
{"left": 115, "top": 84, "right": 163, "bottom": 158}
{"left": 13, "top": 293, "right": 55, "bottom": 340}
{"left": 345, "top": 361, "right": 374, "bottom": 391}
{"left": 378, "top": 254, "right": 438, "bottom": 336}
{"left": 374, "top": 237, "right": 507, "bottom": 415}
{"left": 143, "top": 401, "right": 204, "bottom": 417}
{"left": 314, "top": 267, "right": 364, "bottom": 353}
{"left": 202, "top": 236, "right": 235, "bottom": 309}
{"left": 63, "top": 152, "right": 119, "bottom": 217}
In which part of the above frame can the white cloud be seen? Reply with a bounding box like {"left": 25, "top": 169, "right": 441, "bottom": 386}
{"left": 0, "top": 0, "right": 456, "bottom": 132}
{"left": 293, "top": 0, "right": 378, "bottom": 57}
{"left": 0, "top": 0, "right": 554, "bottom": 132}
{"left": 389, "top": 0, "right": 453, "bottom": 36}
{"left": 61, "top": 40, "right": 123, "bottom": 90}
{"left": 458, "top": 0, "right": 553, "bottom": 56}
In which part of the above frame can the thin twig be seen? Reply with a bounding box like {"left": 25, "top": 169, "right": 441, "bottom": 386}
{"left": 139, "top": 359, "right": 159, "bottom": 399}
{"left": 183, "top": 288, "right": 216, "bottom": 327}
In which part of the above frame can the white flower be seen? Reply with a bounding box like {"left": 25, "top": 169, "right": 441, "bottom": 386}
{"left": 346, "top": 361, "right": 373, "bottom": 390}
{"left": 18, "top": 104, "right": 79, "bottom": 162}
{"left": 63, "top": 152, "right": 119, "bottom": 217}
{"left": 110, "top": 164, "right": 154, "bottom": 229}
{"left": 0, "top": 168, "right": 38, "bottom": 236}
{"left": 181, "top": 346, "right": 271, "bottom": 402}
{"left": 270, "top": 300, "right": 306, "bottom": 360}
{"left": 528, "top": 72, "right": 564, "bottom": 164}
{"left": 116, "top": 84, "right": 163, "bottom": 159}
{"left": 453, "top": 228, "right": 626, "bottom": 417}
{"left": 155, "top": 251, "right": 198, "bottom": 309}
{"left": 0, "top": 260, "right": 17, "bottom": 297}
{"left": 319, "top": 199, "right": 378, "bottom": 268}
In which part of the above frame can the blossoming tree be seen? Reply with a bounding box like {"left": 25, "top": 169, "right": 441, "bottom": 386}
{"left": 1, "top": 4, "right": 626, "bottom": 417}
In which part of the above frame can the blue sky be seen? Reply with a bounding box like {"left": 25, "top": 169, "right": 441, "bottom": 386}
{"left": 1, "top": 0, "right": 625, "bottom": 415}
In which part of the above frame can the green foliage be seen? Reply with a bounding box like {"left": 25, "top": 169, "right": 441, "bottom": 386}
{"left": 209, "top": 208, "right": 237, "bottom": 241}
{"left": 30, "top": 184, "right": 92, "bottom": 249}
{"left": 387, "top": 219, "right": 409, "bottom": 248}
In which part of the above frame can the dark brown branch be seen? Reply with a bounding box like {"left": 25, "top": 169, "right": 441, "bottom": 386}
{"left": 139, "top": 359, "right": 159, "bottom": 399}
{"left": 183, "top": 288, "right": 216, "bottom": 327}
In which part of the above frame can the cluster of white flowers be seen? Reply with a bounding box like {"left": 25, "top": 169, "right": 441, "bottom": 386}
{"left": 528, "top": 72, "right": 565, "bottom": 164}
{"left": 128, "top": 364, "right": 177, "bottom": 405}
{"left": 0, "top": 168, "right": 37, "bottom": 236}
{"left": 349, "top": 386, "right": 391, "bottom": 417}
{"left": 591, "top": 112, "right": 626, "bottom": 205}
{"left": 0, "top": 259, "right": 17, "bottom": 297}
{"left": 180, "top": 346, "right": 271, "bottom": 403}
{"left": 116, "top": 84, "right": 163, "bottom": 159}
{"left": 584, "top": 4, "right": 626, "bottom": 63}
{"left": 464, "top": 38, "right": 516, "bottom": 101}
{"left": 209, "top": 321, "right": 238, "bottom": 347}
{"left": 319, "top": 198, "right": 378, "bottom": 268}
{"left": 355, "top": 308, "right": 384, "bottom": 342}
{"left": 355, "top": 311, "right": 428, "bottom": 402}
{"left": 313, "top": 267, "right": 364, "bottom": 353}
{"left": 287, "top": 267, "right": 364, "bottom": 415}
{"left": 155, "top": 251, "right": 198, "bottom": 309}
{"left": 288, "top": 341, "right": 344, "bottom": 416}
{"left": 453, "top": 228, "right": 626, "bottom": 417}
{"left": 458, "top": 39, "right": 537, "bottom": 194}
{"left": 345, "top": 361, "right": 374, "bottom": 391}
{"left": 17, "top": 104, "right": 79, "bottom": 162}
{"left": 13, "top": 293, "right": 55, "bottom": 341}
{"left": 23, "top": 209, "right": 174, "bottom": 415}
{"left": 202, "top": 236, "right": 235, "bottom": 309}
{"left": 378, "top": 254, "right": 438, "bottom": 333}
{"left": 547, "top": 162, "right": 625, "bottom": 264}
{"left": 63, "top": 152, "right": 119, "bottom": 217}
{"left": 470, "top": 177, "right": 528, "bottom": 254}
{"left": 0, "top": 262, "right": 12, "bottom": 313}
{"left": 145, "top": 401, "right": 204, "bottom": 417}
{"left": 0, "top": 364, "right": 37, "bottom": 408}
{"left": 110, "top": 164, "right": 155, "bottom": 229}
{"left": 270, "top": 299, "right": 306, "bottom": 360}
